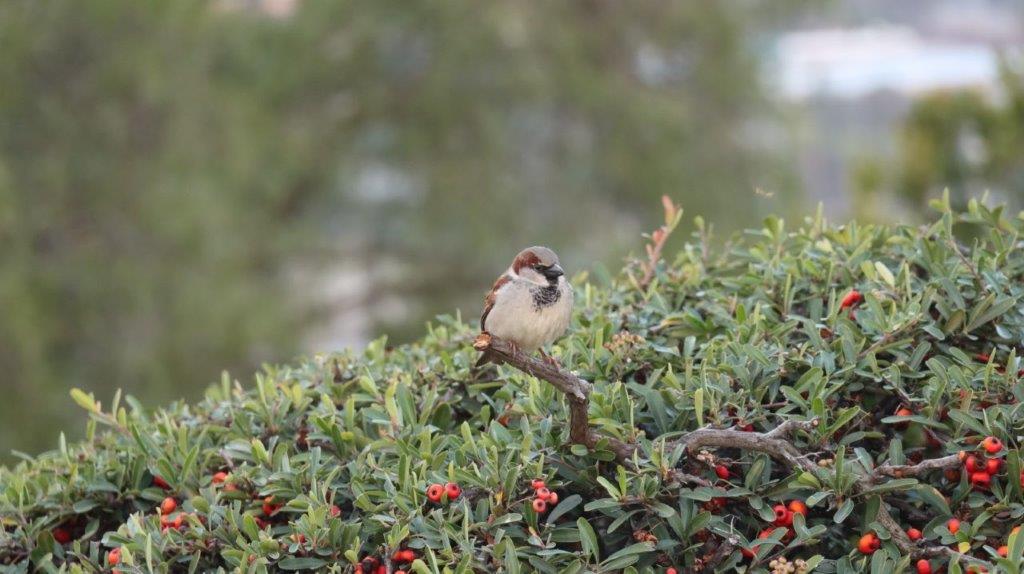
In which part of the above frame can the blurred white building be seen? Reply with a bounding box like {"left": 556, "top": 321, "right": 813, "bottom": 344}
{"left": 771, "top": 26, "right": 1001, "bottom": 101}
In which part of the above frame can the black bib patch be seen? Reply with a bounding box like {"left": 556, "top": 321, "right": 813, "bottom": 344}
{"left": 531, "top": 284, "right": 562, "bottom": 309}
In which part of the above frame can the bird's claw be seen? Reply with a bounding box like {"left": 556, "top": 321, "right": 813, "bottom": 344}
{"left": 540, "top": 350, "right": 561, "bottom": 367}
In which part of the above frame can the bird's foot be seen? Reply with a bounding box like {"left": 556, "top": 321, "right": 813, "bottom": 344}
{"left": 539, "top": 349, "right": 561, "bottom": 368}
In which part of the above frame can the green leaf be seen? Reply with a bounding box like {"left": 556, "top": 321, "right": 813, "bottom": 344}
{"left": 546, "top": 494, "right": 582, "bottom": 525}
{"left": 834, "top": 499, "right": 854, "bottom": 524}
{"left": 578, "top": 517, "right": 600, "bottom": 562}
{"left": 278, "top": 557, "right": 328, "bottom": 570}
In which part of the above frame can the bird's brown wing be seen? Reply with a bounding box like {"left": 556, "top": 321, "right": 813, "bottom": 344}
{"left": 480, "top": 273, "right": 511, "bottom": 331}
{"left": 475, "top": 274, "right": 511, "bottom": 369}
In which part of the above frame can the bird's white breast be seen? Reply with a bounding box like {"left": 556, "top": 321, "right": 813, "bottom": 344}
{"left": 485, "top": 278, "right": 573, "bottom": 351}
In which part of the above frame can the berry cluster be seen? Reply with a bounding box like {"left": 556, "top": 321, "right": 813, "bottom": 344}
{"left": 959, "top": 436, "right": 1005, "bottom": 490}
{"left": 158, "top": 496, "right": 189, "bottom": 532}
{"left": 352, "top": 549, "right": 418, "bottom": 574}
{"left": 740, "top": 500, "right": 807, "bottom": 558}
{"left": 425, "top": 481, "right": 461, "bottom": 504}
{"left": 529, "top": 478, "right": 558, "bottom": 513}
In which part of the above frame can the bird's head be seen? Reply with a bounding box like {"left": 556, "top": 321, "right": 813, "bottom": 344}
{"left": 509, "top": 246, "right": 565, "bottom": 286}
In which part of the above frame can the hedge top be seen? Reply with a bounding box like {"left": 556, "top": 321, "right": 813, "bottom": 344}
{"left": 3, "top": 196, "right": 1024, "bottom": 574}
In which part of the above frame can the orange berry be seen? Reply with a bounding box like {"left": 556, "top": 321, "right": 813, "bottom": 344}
{"left": 998, "top": 545, "right": 1009, "bottom": 557}
{"left": 858, "top": 533, "right": 879, "bottom": 554}
{"left": 262, "top": 496, "right": 280, "bottom": 516}
{"left": 426, "top": 484, "right": 444, "bottom": 503}
{"left": 444, "top": 482, "right": 461, "bottom": 501}
{"left": 788, "top": 500, "right": 808, "bottom": 517}
{"left": 916, "top": 559, "right": 932, "bottom": 574}
{"left": 982, "top": 436, "right": 1003, "bottom": 454}
{"left": 772, "top": 504, "right": 793, "bottom": 527}
{"left": 211, "top": 471, "right": 228, "bottom": 484}
{"left": 965, "top": 455, "right": 984, "bottom": 473}
{"left": 986, "top": 458, "right": 1003, "bottom": 475}
{"left": 160, "top": 497, "right": 177, "bottom": 515}
{"left": 532, "top": 498, "right": 547, "bottom": 513}
{"left": 107, "top": 547, "right": 121, "bottom": 565}
{"left": 841, "top": 290, "right": 863, "bottom": 309}
{"left": 948, "top": 518, "right": 960, "bottom": 534}
{"left": 907, "top": 528, "right": 922, "bottom": 541}
{"left": 1012, "top": 525, "right": 1021, "bottom": 536}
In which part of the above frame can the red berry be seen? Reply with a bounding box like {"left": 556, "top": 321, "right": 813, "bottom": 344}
{"left": 986, "top": 458, "right": 1003, "bottom": 475}
{"left": 667, "top": 569, "right": 678, "bottom": 574}
{"left": 393, "top": 549, "right": 416, "bottom": 563}
{"left": 715, "top": 465, "right": 730, "bottom": 479}
{"left": 971, "top": 471, "right": 991, "bottom": 489}
{"left": 772, "top": 504, "right": 793, "bottom": 527}
{"left": 52, "top": 527, "right": 72, "bottom": 544}
{"left": 532, "top": 498, "right": 547, "bottom": 513}
{"left": 998, "top": 545, "right": 1009, "bottom": 557}
{"left": 160, "top": 497, "right": 177, "bottom": 515}
{"left": 858, "top": 533, "right": 879, "bottom": 554}
{"left": 531, "top": 479, "right": 546, "bottom": 490}
{"left": 788, "top": 500, "right": 808, "bottom": 517}
{"left": 444, "top": 482, "right": 461, "bottom": 501}
{"left": 329, "top": 504, "right": 342, "bottom": 518}
{"left": 395, "top": 571, "right": 407, "bottom": 574}
{"left": 547, "top": 491, "right": 559, "bottom": 505}
{"left": 965, "top": 455, "right": 984, "bottom": 473}
{"left": 152, "top": 475, "right": 171, "bottom": 490}
{"left": 916, "top": 559, "right": 932, "bottom": 574}
{"left": 426, "top": 484, "right": 444, "bottom": 503}
{"left": 947, "top": 518, "right": 960, "bottom": 534}
{"left": 840, "top": 290, "right": 863, "bottom": 309}
{"left": 535, "top": 487, "right": 551, "bottom": 500}
{"left": 895, "top": 407, "right": 912, "bottom": 417}
{"left": 376, "top": 566, "right": 386, "bottom": 574}
{"left": 906, "top": 527, "right": 922, "bottom": 541}
{"left": 211, "top": 472, "right": 228, "bottom": 484}
{"left": 107, "top": 547, "right": 121, "bottom": 565}
{"left": 262, "top": 496, "right": 280, "bottom": 516}
{"left": 741, "top": 527, "right": 777, "bottom": 558}
{"left": 982, "top": 436, "right": 1003, "bottom": 454}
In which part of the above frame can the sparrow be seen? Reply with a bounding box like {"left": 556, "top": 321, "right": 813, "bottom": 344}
{"left": 476, "top": 246, "right": 574, "bottom": 367}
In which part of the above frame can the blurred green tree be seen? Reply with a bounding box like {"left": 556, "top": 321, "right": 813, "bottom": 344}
{"left": 0, "top": 0, "right": 797, "bottom": 458}
{"left": 895, "top": 62, "right": 1024, "bottom": 209}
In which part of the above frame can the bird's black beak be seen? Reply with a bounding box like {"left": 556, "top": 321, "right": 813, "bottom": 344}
{"left": 542, "top": 264, "right": 564, "bottom": 281}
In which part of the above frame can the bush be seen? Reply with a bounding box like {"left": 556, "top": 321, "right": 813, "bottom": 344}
{"left": 3, "top": 197, "right": 1024, "bottom": 573}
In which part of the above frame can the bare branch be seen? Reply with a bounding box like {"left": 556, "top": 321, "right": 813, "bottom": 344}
{"left": 874, "top": 454, "right": 960, "bottom": 479}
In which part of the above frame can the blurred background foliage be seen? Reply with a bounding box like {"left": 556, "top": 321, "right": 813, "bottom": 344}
{"left": 0, "top": 0, "right": 1020, "bottom": 459}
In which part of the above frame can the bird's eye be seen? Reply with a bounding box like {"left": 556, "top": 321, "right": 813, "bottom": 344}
{"left": 534, "top": 264, "right": 548, "bottom": 271}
